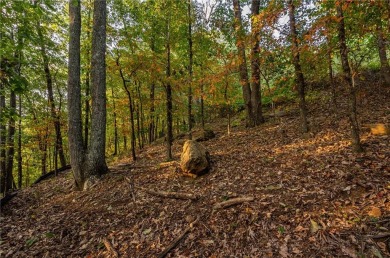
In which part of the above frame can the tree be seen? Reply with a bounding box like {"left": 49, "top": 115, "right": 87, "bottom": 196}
{"left": 288, "top": 0, "right": 309, "bottom": 133}
{"left": 336, "top": 0, "right": 363, "bottom": 152}
{"left": 232, "top": 0, "right": 253, "bottom": 127}
{"left": 67, "top": 0, "right": 108, "bottom": 190}
{"left": 250, "top": 0, "right": 264, "bottom": 125}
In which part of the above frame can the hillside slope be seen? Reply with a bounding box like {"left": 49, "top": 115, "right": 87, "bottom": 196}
{"left": 1, "top": 82, "right": 390, "bottom": 257}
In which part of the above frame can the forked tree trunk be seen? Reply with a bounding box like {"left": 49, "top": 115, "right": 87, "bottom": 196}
{"left": 233, "top": 0, "right": 253, "bottom": 127}
{"left": 337, "top": 2, "right": 363, "bottom": 152}
{"left": 288, "top": 0, "right": 309, "bottom": 133}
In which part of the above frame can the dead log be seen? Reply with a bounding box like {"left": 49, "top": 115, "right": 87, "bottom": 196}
{"left": 213, "top": 197, "right": 254, "bottom": 210}
{"left": 138, "top": 187, "right": 198, "bottom": 200}
{"left": 33, "top": 164, "right": 71, "bottom": 184}
{"left": 157, "top": 217, "right": 198, "bottom": 258}
{"left": 0, "top": 191, "right": 18, "bottom": 208}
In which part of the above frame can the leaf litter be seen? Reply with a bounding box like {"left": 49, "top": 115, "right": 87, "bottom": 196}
{"left": 0, "top": 83, "right": 389, "bottom": 257}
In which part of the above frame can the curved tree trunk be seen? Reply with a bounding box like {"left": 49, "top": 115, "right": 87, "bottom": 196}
{"left": 37, "top": 22, "right": 67, "bottom": 168}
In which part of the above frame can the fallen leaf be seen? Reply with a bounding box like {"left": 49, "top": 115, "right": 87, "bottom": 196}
{"left": 310, "top": 219, "right": 321, "bottom": 233}
{"left": 368, "top": 207, "right": 382, "bottom": 218}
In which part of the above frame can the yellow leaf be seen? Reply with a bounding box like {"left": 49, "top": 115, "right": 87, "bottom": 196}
{"left": 310, "top": 219, "right": 321, "bottom": 233}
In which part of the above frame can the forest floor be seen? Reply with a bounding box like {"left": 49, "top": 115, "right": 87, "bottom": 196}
{"left": 1, "top": 77, "right": 390, "bottom": 257}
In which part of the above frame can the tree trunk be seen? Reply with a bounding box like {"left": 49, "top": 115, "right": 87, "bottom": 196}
{"left": 111, "top": 87, "right": 118, "bottom": 156}
{"left": 200, "top": 81, "right": 205, "bottom": 129}
{"left": 327, "top": 33, "right": 337, "bottom": 107}
{"left": 149, "top": 82, "right": 155, "bottom": 144}
{"left": 187, "top": 0, "right": 194, "bottom": 135}
{"left": 5, "top": 90, "right": 16, "bottom": 192}
{"left": 117, "top": 57, "right": 136, "bottom": 161}
{"left": 0, "top": 61, "right": 7, "bottom": 193}
{"left": 376, "top": 23, "right": 390, "bottom": 85}
{"left": 67, "top": 0, "right": 85, "bottom": 189}
{"left": 232, "top": 0, "right": 253, "bottom": 127}
{"left": 165, "top": 17, "right": 173, "bottom": 160}
{"left": 288, "top": 0, "right": 309, "bottom": 133}
{"left": 136, "top": 81, "right": 145, "bottom": 148}
{"left": 337, "top": 2, "right": 363, "bottom": 152}
{"left": 84, "top": 6, "right": 92, "bottom": 150}
{"left": 37, "top": 22, "right": 67, "bottom": 168}
{"left": 250, "top": 0, "right": 264, "bottom": 125}
{"left": 86, "top": 0, "right": 108, "bottom": 176}
{"left": 17, "top": 95, "right": 22, "bottom": 188}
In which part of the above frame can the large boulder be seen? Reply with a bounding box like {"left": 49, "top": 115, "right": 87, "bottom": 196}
{"left": 180, "top": 140, "right": 210, "bottom": 176}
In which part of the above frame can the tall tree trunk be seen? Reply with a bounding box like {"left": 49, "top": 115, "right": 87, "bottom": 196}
{"left": 337, "top": 2, "right": 363, "bottom": 152}
{"left": 136, "top": 81, "right": 145, "bottom": 148}
{"left": 149, "top": 81, "right": 155, "bottom": 143}
{"left": 232, "top": 0, "right": 253, "bottom": 127}
{"left": 117, "top": 57, "right": 136, "bottom": 161}
{"left": 200, "top": 81, "right": 205, "bottom": 129}
{"left": 86, "top": 0, "right": 108, "bottom": 176}
{"left": 187, "top": 0, "right": 194, "bottom": 136}
{"left": 111, "top": 87, "right": 118, "bottom": 156}
{"left": 37, "top": 22, "right": 67, "bottom": 167}
{"left": 250, "top": 0, "right": 264, "bottom": 125}
{"left": 0, "top": 61, "right": 7, "bottom": 193}
{"left": 5, "top": 90, "right": 16, "bottom": 192}
{"left": 376, "top": 23, "right": 390, "bottom": 85}
{"left": 165, "top": 17, "right": 173, "bottom": 160}
{"left": 84, "top": 6, "right": 92, "bottom": 149}
{"left": 327, "top": 33, "right": 337, "bottom": 107}
{"left": 288, "top": 0, "right": 309, "bottom": 133}
{"left": 67, "top": 0, "right": 85, "bottom": 189}
{"left": 17, "top": 95, "right": 22, "bottom": 188}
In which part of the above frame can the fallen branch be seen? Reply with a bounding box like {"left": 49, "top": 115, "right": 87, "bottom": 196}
{"left": 0, "top": 192, "right": 18, "bottom": 208}
{"left": 157, "top": 217, "right": 198, "bottom": 258}
{"left": 103, "top": 238, "right": 119, "bottom": 257}
{"left": 33, "top": 165, "right": 71, "bottom": 184}
{"left": 213, "top": 197, "right": 254, "bottom": 210}
{"left": 139, "top": 187, "right": 198, "bottom": 200}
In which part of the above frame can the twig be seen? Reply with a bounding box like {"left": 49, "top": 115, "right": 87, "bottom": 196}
{"left": 367, "top": 233, "right": 390, "bottom": 239}
{"left": 138, "top": 187, "right": 198, "bottom": 200}
{"left": 213, "top": 197, "right": 254, "bottom": 210}
{"left": 157, "top": 217, "right": 198, "bottom": 258}
{"left": 103, "top": 238, "right": 119, "bottom": 257}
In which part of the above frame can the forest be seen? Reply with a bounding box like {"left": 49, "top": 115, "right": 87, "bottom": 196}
{"left": 1, "top": 0, "right": 390, "bottom": 257}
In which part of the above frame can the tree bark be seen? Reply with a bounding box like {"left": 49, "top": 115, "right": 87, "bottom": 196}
{"left": 165, "top": 17, "right": 173, "bottom": 160}
{"left": 376, "top": 23, "right": 390, "bottom": 85}
{"left": 337, "top": 2, "right": 363, "bottom": 152}
{"left": 0, "top": 61, "right": 7, "bottom": 193}
{"left": 326, "top": 33, "right": 337, "bottom": 107}
{"left": 84, "top": 5, "right": 92, "bottom": 150}
{"left": 187, "top": 0, "right": 194, "bottom": 135}
{"left": 116, "top": 57, "right": 136, "bottom": 161}
{"left": 86, "top": 0, "right": 108, "bottom": 176}
{"left": 111, "top": 87, "right": 118, "bottom": 156}
{"left": 233, "top": 0, "right": 253, "bottom": 127}
{"left": 37, "top": 22, "right": 67, "bottom": 168}
{"left": 67, "top": 0, "right": 85, "bottom": 189}
{"left": 17, "top": 95, "right": 22, "bottom": 188}
{"left": 250, "top": 0, "right": 264, "bottom": 125}
{"left": 288, "top": 0, "right": 309, "bottom": 133}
